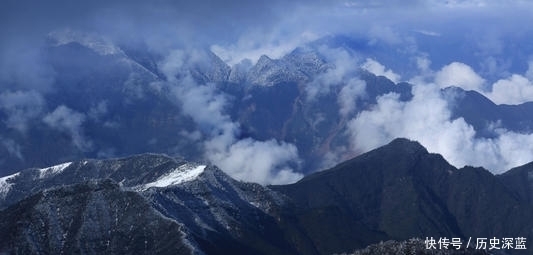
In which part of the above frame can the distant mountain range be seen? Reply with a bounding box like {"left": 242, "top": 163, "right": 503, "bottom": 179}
{"left": 1, "top": 31, "right": 532, "bottom": 254}
{"left": 1, "top": 138, "right": 531, "bottom": 254}
{"left": 2, "top": 32, "right": 533, "bottom": 178}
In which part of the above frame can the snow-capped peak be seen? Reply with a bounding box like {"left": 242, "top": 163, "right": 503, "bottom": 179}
{"left": 47, "top": 28, "right": 123, "bottom": 56}
{"left": 141, "top": 164, "right": 206, "bottom": 190}
{"left": 39, "top": 162, "right": 72, "bottom": 179}
{"left": 0, "top": 172, "right": 20, "bottom": 199}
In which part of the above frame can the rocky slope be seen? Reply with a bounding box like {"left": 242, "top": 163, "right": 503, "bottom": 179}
{"left": 1, "top": 139, "right": 532, "bottom": 254}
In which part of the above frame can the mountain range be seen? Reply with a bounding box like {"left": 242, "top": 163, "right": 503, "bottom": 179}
{"left": 1, "top": 30, "right": 533, "bottom": 254}
{"left": 1, "top": 138, "right": 530, "bottom": 254}
{"left": 2, "top": 32, "right": 533, "bottom": 178}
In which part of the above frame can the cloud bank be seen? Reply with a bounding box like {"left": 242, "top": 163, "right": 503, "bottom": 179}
{"left": 348, "top": 81, "right": 533, "bottom": 173}
{"left": 416, "top": 60, "right": 533, "bottom": 105}
{"left": 434, "top": 62, "right": 485, "bottom": 92}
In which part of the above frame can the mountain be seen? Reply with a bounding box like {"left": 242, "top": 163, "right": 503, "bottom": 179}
{"left": 0, "top": 180, "right": 191, "bottom": 255}
{"left": 272, "top": 138, "right": 462, "bottom": 254}
{"left": 444, "top": 87, "right": 533, "bottom": 136}
{"left": 1, "top": 139, "right": 532, "bottom": 254}
{"left": 2, "top": 30, "right": 533, "bottom": 183}
{"left": 0, "top": 33, "right": 411, "bottom": 176}
{"left": 498, "top": 162, "right": 533, "bottom": 205}
{"left": 271, "top": 138, "right": 533, "bottom": 254}
{"left": 0, "top": 154, "right": 301, "bottom": 255}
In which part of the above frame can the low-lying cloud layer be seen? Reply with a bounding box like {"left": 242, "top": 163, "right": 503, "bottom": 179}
{"left": 349, "top": 64, "right": 533, "bottom": 173}
{"left": 414, "top": 59, "right": 533, "bottom": 105}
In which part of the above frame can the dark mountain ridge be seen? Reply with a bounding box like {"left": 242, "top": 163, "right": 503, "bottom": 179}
{"left": 1, "top": 138, "right": 532, "bottom": 254}
{"left": 0, "top": 180, "right": 192, "bottom": 255}
{"left": 272, "top": 138, "right": 533, "bottom": 254}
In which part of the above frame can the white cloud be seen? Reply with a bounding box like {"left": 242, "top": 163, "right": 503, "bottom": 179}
{"left": 0, "top": 137, "right": 23, "bottom": 160}
{"left": 526, "top": 60, "right": 533, "bottom": 81}
{"left": 160, "top": 49, "right": 303, "bottom": 185}
{"left": 347, "top": 82, "right": 533, "bottom": 173}
{"left": 211, "top": 31, "right": 319, "bottom": 66}
{"left": 368, "top": 25, "right": 403, "bottom": 45}
{"left": 88, "top": 101, "right": 108, "bottom": 121}
{"left": 412, "top": 60, "right": 533, "bottom": 105}
{"left": 43, "top": 105, "right": 91, "bottom": 151}
{"left": 484, "top": 74, "right": 533, "bottom": 105}
{"left": 0, "top": 90, "right": 45, "bottom": 133}
{"left": 415, "top": 55, "right": 431, "bottom": 72}
{"left": 338, "top": 78, "right": 366, "bottom": 117}
{"left": 361, "top": 58, "right": 401, "bottom": 83}
{"left": 207, "top": 138, "right": 302, "bottom": 185}
{"left": 434, "top": 62, "right": 485, "bottom": 92}
{"left": 413, "top": 30, "right": 441, "bottom": 37}
{"left": 477, "top": 60, "right": 533, "bottom": 105}
{"left": 305, "top": 46, "right": 359, "bottom": 101}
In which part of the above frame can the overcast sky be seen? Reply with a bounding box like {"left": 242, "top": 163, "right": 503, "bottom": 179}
{"left": 3, "top": 0, "right": 533, "bottom": 71}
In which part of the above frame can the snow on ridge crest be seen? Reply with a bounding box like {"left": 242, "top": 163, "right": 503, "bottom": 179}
{"left": 48, "top": 29, "right": 122, "bottom": 56}
{"left": 39, "top": 162, "right": 72, "bottom": 179}
{"left": 141, "top": 164, "right": 207, "bottom": 190}
{"left": 0, "top": 172, "right": 20, "bottom": 198}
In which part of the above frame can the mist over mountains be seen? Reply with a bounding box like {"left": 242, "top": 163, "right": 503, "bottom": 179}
{"left": 2, "top": 1, "right": 533, "bottom": 254}
{"left": 1, "top": 28, "right": 533, "bottom": 185}
{"left": 3, "top": 1, "right": 533, "bottom": 184}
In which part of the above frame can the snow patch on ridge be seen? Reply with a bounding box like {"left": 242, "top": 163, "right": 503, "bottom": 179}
{"left": 142, "top": 164, "right": 206, "bottom": 190}
{"left": 0, "top": 172, "right": 20, "bottom": 198}
{"left": 48, "top": 29, "right": 123, "bottom": 56}
{"left": 39, "top": 162, "right": 72, "bottom": 179}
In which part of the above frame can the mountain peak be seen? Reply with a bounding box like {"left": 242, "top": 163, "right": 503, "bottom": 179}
{"left": 47, "top": 29, "right": 123, "bottom": 56}
{"left": 257, "top": 54, "right": 273, "bottom": 63}
{"left": 386, "top": 137, "right": 428, "bottom": 154}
